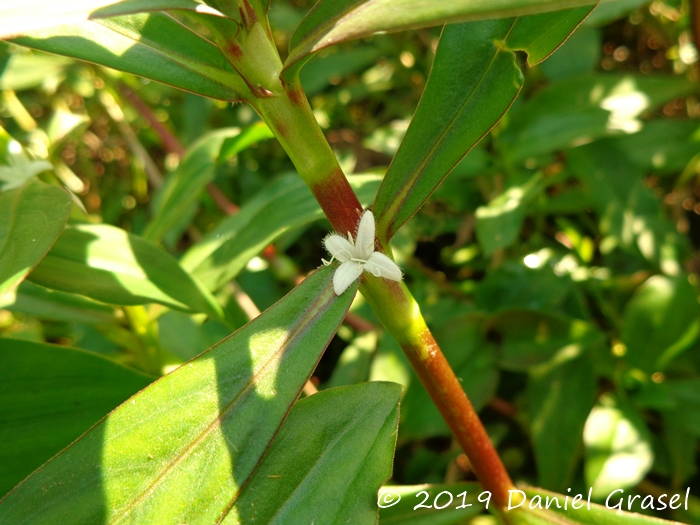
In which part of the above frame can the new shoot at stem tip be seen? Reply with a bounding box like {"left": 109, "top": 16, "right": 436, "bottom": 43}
{"left": 322, "top": 210, "right": 402, "bottom": 295}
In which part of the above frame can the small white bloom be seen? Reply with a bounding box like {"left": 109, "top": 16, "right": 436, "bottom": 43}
{"left": 322, "top": 210, "right": 402, "bottom": 296}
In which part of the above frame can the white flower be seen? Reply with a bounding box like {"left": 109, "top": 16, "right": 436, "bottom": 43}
{"left": 322, "top": 210, "right": 402, "bottom": 296}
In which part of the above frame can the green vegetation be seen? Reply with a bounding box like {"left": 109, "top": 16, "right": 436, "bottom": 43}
{"left": 0, "top": 0, "right": 699, "bottom": 523}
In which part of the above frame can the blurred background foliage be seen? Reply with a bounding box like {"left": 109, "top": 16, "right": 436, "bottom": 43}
{"left": 1, "top": 0, "right": 700, "bottom": 523}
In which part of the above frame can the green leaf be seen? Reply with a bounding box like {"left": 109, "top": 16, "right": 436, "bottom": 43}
{"left": 567, "top": 142, "right": 687, "bottom": 272}
{"left": 144, "top": 128, "right": 241, "bottom": 243}
{"left": 285, "top": 0, "right": 600, "bottom": 72}
{"left": 539, "top": 26, "right": 601, "bottom": 81}
{"left": 475, "top": 263, "right": 588, "bottom": 319}
{"left": 663, "top": 411, "right": 698, "bottom": 485}
{"left": 490, "top": 309, "right": 605, "bottom": 371}
{"left": 1, "top": 281, "right": 117, "bottom": 325}
{"left": 0, "top": 127, "right": 53, "bottom": 191}
{"left": 621, "top": 275, "right": 700, "bottom": 373}
{"left": 12, "top": 12, "right": 247, "bottom": 101}
{"left": 0, "top": 52, "right": 72, "bottom": 91}
{"left": 157, "top": 310, "right": 211, "bottom": 362}
{"left": 0, "top": 339, "right": 153, "bottom": 498}
{"left": 475, "top": 174, "right": 543, "bottom": 255}
{"left": 0, "top": 265, "right": 357, "bottom": 523}
{"left": 373, "top": 9, "right": 591, "bottom": 240}
{"left": 218, "top": 121, "right": 274, "bottom": 163}
{"left": 0, "top": 0, "right": 207, "bottom": 39}
{"left": 499, "top": 74, "right": 695, "bottom": 164}
{"left": 378, "top": 482, "right": 483, "bottom": 525}
{"left": 529, "top": 356, "right": 597, "bottom": 491}
{"left": 584, "top": 395, "right": 653, "bottom": 499}
{"left": 143, "top": 124, "right": 273, "bottom": 243}
{"left": 611, "top": 120, "right": 700, "bottom": 175}
{"left": 182, "top": 173, "right": 381, "bottom": 291}
{"left": 228, "top": 382, "right": 401, "bottom": 524}
{"left": 515, "top": 486, "right": 686, "bottom": 525}
{"left": 27, "top": 223, "right": 225, "bottom": 319}
{"left": 325, "top": 332, "right": 376, "bottom": 388}
{"left": 585, "top": 0, "right": 651, "bottom": 26}
{"left": 0, "top": 180, "right": 71, "bottom": 296}
{"left": 662, "top": 379, "right": 700, "bottom": 437}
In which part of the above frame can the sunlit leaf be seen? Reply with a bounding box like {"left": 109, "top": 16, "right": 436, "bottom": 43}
{"left": 500, "top": 74, "right": 695, "bottom": 164}
{"left": 0, "top": 52, "right": 72, "bottom": 91}
{"left": 0, "top": 266, "right": 356, "bottom": 523}
{"left": 28, "top": 223, "right": 225, "bottom": 319}
{"left": 475, "top": 174, "right": 543, "bottom": 255}
{"left": 12, "top": 12, "right": 247, "bottom": 101}
{"left": 584, "top": 395, "right": 653, "bottom": 499}
{"left": 217, "top": 122, "right": 274, "bottom": 163}
{"left": 0, "top": 0, "right": 218, "bottom": 39}
{"left": 0, "top": 128, "right": 53, "bottom": 191}
{"left": 0, "top": 180, "right": 71, "bottom": 296}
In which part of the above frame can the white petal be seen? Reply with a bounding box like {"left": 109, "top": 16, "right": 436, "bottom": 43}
{"left": 355, "top": 210, "right": 376, "bottom": 260}
{"left": 324, "top": 234, "right": 354, "bottom": 263}
{"left": 364, "top": 252, "right": 402, "bottom": 282}
{"left": 333, "top": 261, "right": 364, "bottom": 295}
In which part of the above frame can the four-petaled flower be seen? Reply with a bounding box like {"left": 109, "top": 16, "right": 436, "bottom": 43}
{"left": 322, "top": 210, "right": 402, "bottom": 296}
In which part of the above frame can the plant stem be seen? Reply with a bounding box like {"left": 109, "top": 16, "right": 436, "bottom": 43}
{"left": 257, "top": 84, "right": 515, "bottom": 506}
{"left": 214, "top": 6, "right": 515, "bottom": 506}
{"left": 253, "top": 84, "right": 364, "bottom": 237}
{"left": 360, "top": 276, "right": 514, "bottom": 506}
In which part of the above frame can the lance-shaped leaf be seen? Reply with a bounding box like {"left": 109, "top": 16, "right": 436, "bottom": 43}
{"left": 621, "top": 275, "right": 700, "bottom": 373}
{"left": 0, "top": 180, "right": 71, "bottom": 296}
{"left": 1, "top": 281, "right": 117, "bottom": 325}
{"left": 0, "top": 265, "right": 357, "bottom": 524}
{"left": 0, "top": 339, "right": 154, "bottom": 498}
{"left": 27, "top": 223, "right": 225, "bottom": 319}
{"left": 0, "top": 0, "right": 216, "bottom": 40}
{"left": 228, "top": 382, "right": 401, "bottom": 524}
{"left": 143, "top": 124, "right": 273, "bottom": 243}
{"left": 182, "top": 173, "right": 382, "bottom": 291}
{"left": 528, "top": 356, "right": 597, "bottom": 491}
{"left": 0, "top": 128, "right": 53, "bottom": 191}
{"left": 144, "top": 127, "right": 240, "bottom": 244}
{"left": 285, "top": 0, "right": 599, "bottom": 73}
{"left": 12, "top": 12, "right": 248, "bottom": 102}
{"left": 373, "top": 8, "right": 593, "bottom": 241}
